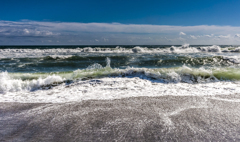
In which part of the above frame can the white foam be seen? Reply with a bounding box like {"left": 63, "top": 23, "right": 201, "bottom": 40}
{"left": 132, "top": 46, "right": 146, "bottom": 53}
{"left": 1, "top": 62, "right": 239, "bottom": 95}
{"left": 1, "top": 77, "right": 240, "bottom": 103}
{"left": 0, "top": 72, "right": 64, "bottom": 93}
{"left": 208, "top": 97, "right": 240, "bottom": 102}
{"left": 222, "top": 56, "right": 240, "bottom": 64}
{"left": 198, "top": 45, "right": 222, "bottom": 52}
{"left": 230, "top": 47, "right": 240, "bottom": 52}
{"left": 0, "top": 45, "right": 229, "bottom": 59}
{"left": 181, "top": 44, "right": 190, "bottom": 48}
{"left": 48, "top": 55, "right": 73, "bottom": 59}
{"left": 169, "top": 45, "right": 200, "bottom": 53}
{"left": 82, "top": 47, "right": 93, "bottom": 52}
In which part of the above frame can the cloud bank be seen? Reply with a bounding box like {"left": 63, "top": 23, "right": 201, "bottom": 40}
{"left": 1, "top": 20, "right": 240, "bottom": 45}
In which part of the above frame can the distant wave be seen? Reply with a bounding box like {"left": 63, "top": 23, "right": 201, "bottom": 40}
{"left": 1, "top": 45, "right": 240, "bottom": 58}
{"left": 1, "top": 54, "right": 239, "bottom": 67}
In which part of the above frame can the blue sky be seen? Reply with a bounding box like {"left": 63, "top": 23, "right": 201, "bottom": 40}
{"left": 1, "top": 0, "right": 240, "bottom": 45}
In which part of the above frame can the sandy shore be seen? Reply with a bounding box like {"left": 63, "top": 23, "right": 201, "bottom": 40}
{"left": 1, "top": 95, "right": 240, "bottom": 141}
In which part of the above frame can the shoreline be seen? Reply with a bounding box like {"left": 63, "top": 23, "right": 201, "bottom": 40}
{"left": 1, "top": 95, "right": 240, "bottom": 141}
{"left": 1, "top": 77, "right": 240, "bottom": 103}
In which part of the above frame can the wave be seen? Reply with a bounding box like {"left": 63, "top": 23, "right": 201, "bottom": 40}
{"left": 42, "top": 55, "right": 127, "bottom": 61}
{"left": 10, "top": 54, "right": 240, "bottom": 67}
{"left": 1, "top": 55, "right": 240, "bottom": 94}
{"left": 0, "top": 72, "right": 63, "bottom": 93}
{"left": 1, "top": 45, "right": 240, "bottom": 58}
{"left": 68, "top": 65, "right": 240, "bottom": 83}
{"left": 43, "top": 55, "right": 73, "bottom": 60}
{"left": 42, "top": 55, "right": 240, "bottom": 66}
{"left": 2, "top": 62, "right": 240, "bottom": 94}
{"left": 222, "top": 47, "right": 240, "bottom": 52}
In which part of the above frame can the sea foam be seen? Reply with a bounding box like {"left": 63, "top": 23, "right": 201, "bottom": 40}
{"left": 1, "top": 63, "right": 240, "bottom": 94}
{"left": 0, "top": 72, "right": 63, "bottom": 93}
{"left": 1, "top": 77, "right": 240, "bottom": 103}
{"left": 0, "top": 45, "right": 234, "bottom": 59}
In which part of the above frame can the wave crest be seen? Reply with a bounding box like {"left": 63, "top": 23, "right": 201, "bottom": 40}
{"left": 0, "top": 72, "right": 63, "bottom": 93}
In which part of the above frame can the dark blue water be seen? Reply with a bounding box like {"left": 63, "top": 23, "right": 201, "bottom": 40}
{"left": 0, "top": 45, "right": 239, "bottom": 73}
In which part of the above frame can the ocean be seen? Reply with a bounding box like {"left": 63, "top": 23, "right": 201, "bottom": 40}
{"left": 1, "top": 44, "right": 240, "bottom": 141}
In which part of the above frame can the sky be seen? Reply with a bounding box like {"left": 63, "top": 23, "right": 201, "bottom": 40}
{"left": 1, "top": 0, "right": 240, "bottom": 45}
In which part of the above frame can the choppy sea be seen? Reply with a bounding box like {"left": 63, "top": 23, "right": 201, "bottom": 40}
{"left": 1, "top": 45, "right": 240, "bottom": 141}
{"left": 0, "top": 44, "right": 240, "bottom": 102}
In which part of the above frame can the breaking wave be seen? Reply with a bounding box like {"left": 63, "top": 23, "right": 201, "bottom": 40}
{"left": 1, "top": 45, "right": 240, "bottom": 59}
{"left": 1, "top": 57, "right": 240, "bottom": 93}
{"left": 0, "top": 72, "right": 63, "bottom": 93}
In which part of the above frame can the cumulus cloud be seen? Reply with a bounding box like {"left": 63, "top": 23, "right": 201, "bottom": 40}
{"left": 190, "top": 35, "right": 197, "bottom": 39}
{"left": 234, "top": 34, "right": 240, "bottom": 38}
{"left": 179, "top": 32, "right": 186, "bottom": 35}
{"left": 178, "top": 37, "right": 186, "bottom": 41}
{"left": 0, "top": 25, "right": 58, "bottom": 37}
{"left": 217, "top": 35, "right": 231, "bottom": 39}
{"left": 1, "top": 20, "right": 240, "bottom": 45}
{"left": 23, "top": 29, "right": 30, "bottom": 34}
{"left": 204, "top": 34, "right": 214, "bottom": 38}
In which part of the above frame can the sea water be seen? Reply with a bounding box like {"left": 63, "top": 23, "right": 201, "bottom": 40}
{"left": 0, "top": 44, "right": 240, "bottom": 103}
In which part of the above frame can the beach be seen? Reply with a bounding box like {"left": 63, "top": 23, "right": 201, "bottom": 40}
{"left": 1, "top": 94, "right": 240, "bottom": 141}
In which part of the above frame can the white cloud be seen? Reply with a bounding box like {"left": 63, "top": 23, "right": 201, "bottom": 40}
{"left": 217, "top": 35, "right": 231, "bottom": 38}
{"left": 179, "top": 32, "right": 186, "bottom": 35}
{"left": 178, "top": 37, "right": 185, "bottom": 41}
{"left": 2, "top": 20, "right": 240, "bottom": 45}
{"left": 23, "top": 29, "right": 30, "bottom": 34}
{"left": 1, "top": 20, "right": 240, "bottom": 35}
{"left": 204, "top": 34, "right": 214, "bottom": 38}
{"left": 103, "top": 38, "right": 109, "bottom": 42}
{"left": 190, "top": 35, "right": 197, "bottom": 39}
{"left": 234, "top": 34, "right": 240, "bottom": 38}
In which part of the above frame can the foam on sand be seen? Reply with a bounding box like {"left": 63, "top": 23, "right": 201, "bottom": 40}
{"left": 1, "top": 95, "right": 240, "bottom": 141}
{"left": 1, "top": 77, "right": 240, "bottom": 103}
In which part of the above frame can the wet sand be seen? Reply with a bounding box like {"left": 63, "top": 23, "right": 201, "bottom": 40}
{"left": 1, "top": 95, "right": 240, "bottom": 141}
